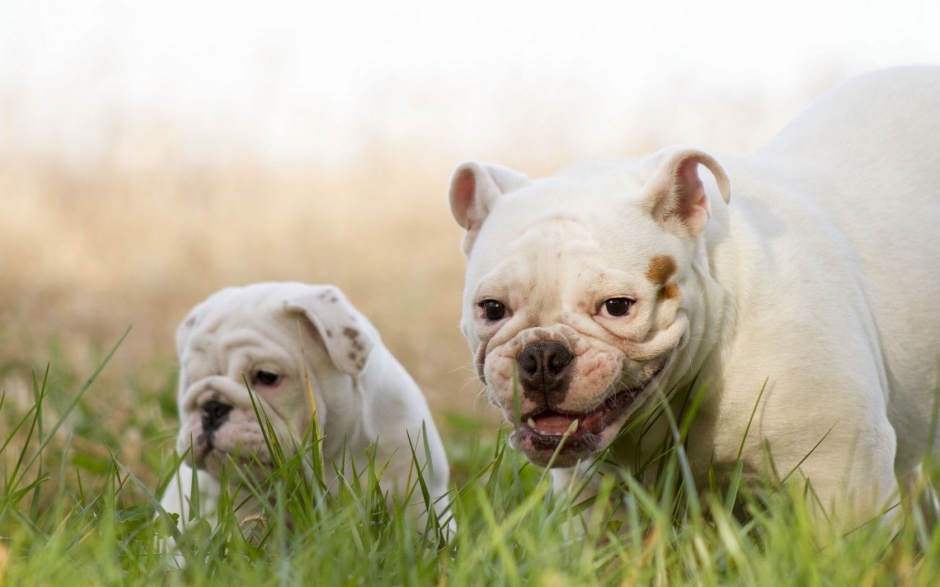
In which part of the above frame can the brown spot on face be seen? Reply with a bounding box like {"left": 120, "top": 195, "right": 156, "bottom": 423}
{"left": 646, "top": 255, "right": 677, "bottom": 286}
{"left": 342, "top": 326, "right": 360, "bottom": 341}
{"left": 658, "top": 281, "right": 680, "bottom": 301}
{"left": 325, "top": 328, "right": 333, "bottom": 338}
{"left": 348, "top": 351, "right": 357, "bottom": 361}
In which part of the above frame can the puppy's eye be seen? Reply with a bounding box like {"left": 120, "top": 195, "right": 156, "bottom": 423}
{"left": 254, "top": 370, "right": 280, "bottom": 386}
{"left": 480, "top": 300, "right": 507, "bottom": 321}
{"left": 601, "top": 298, "right": 633, "bottom": 317}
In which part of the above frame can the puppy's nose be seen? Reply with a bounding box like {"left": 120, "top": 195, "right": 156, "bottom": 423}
{"left": 201, "top": 400, "right": 233, "bottom": 433}
{"left": 517, "top": 342, "right": 574, "bottom": 395}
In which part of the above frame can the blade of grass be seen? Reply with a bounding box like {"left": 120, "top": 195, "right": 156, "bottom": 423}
{"left": 112, "top": 458, "right": 191, "bottom": 567}
{"left": 19, "top": 328, "right": 131, "bottom": 479}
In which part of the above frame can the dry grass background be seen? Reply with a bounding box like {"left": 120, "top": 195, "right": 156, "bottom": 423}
{"left": 0, "top": 151, "right": 510, "bottom": 436}
{"left": 1, "top": 150, "right": 528, "bottom": 493}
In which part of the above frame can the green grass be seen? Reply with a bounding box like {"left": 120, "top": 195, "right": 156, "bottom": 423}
{"left": 3, "top": 339, "right": 940, "bottom": 586}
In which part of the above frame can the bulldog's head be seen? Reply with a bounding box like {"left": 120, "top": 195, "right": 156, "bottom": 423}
{"left": 174, "top": 282, "right": 376, "bottom": 478}
{"left": 448, "top": 148, "right": 731, "bottom": 467}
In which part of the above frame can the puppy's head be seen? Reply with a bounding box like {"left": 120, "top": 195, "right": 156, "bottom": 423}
{"left": 174, "top": 282, "right": 376, "bottom": 477}
{"left": 448, "top": 148, "right": 731, "bottom": 467}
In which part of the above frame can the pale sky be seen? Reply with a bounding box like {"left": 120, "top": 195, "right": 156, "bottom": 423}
{"left": 1, "top": 0, "right": 938, "bottom": 169}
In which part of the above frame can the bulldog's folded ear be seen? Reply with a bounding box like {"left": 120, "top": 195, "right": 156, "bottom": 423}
{"left": 643, "top": 148, "right": 731, "bottom": 238}
{"left": 285, "top": 285, "right": 376, "bottom": 375}
{"left": 448, "top": 161, "right": 531, "bottom": 256}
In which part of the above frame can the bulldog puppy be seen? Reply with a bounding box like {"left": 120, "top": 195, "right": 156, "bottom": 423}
{"left": 448, "top": 66, "right": 940, "bottom": 529}
{"left": 159, "top": 282, "right": 452, "bottom": 547}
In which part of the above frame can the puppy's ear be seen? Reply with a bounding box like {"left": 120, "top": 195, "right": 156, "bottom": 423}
{"left": 176, "top": 306, "right": 204, "bottom": 359}
{"left": 448, "top": 162, "right": 530, "bottom": 256}
{"left": 643, "top": 148, "right": 731, "bottom": 238}
{"left": 176, "top": 287, "right": 241, "bottom": 359}
{"left": 285, "top": 285, "right": 376, "bottom": 376}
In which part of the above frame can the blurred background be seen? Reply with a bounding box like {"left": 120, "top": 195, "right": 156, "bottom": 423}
{"left": 1, "top": 1, "right": 938, "bottom": 465}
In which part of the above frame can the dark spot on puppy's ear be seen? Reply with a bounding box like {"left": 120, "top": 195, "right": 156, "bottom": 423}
{"left": 185, "top": 316, "right": 197, "bottom": 328}
{"left": 348, "top": 351, "right": 358, "bottom": 362}
{"left": 318, "top": 291, "right": 330, "bottom": 300}
{"left": 646, "top": 255, "right": 677, "bottom": 285}
{"left": 325, "top": 328, "right": 333, "bottom": 338}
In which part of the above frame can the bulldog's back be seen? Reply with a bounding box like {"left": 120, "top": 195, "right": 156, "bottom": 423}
{"left": 751, "top": 66, "right": 940, "bottom": 248}
{"left": 737, "top": 66, "right": 940, "bottom": 466}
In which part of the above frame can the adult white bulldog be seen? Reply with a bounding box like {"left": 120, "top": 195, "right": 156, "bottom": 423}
{"left": 448, "top": 66, "right": 940, "bottom": 529}
{"left": 159, "top": 282, "right": 452, "bottom": 546}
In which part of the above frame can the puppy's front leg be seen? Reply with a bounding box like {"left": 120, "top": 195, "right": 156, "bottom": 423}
{"left": 158, "top": 463, "right": 221, "bottom": 566}
{"left": 160, "top": 463, "right": 221, "bottom": 527}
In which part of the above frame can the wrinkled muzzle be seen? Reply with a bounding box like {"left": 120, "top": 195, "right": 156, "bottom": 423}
{"left": 177, "top": 376, "right": 298, "bottom": 474}
{"left": 483, "top": 325, "right": 675, "bottom": 469}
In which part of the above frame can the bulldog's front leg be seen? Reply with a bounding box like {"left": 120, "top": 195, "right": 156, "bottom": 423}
{"left": 708, "top": 350, "right": 904, "bottom": 532}
{"left": 549, "top": 460, "right": 633, "bottom": 539}
{"left": 774, "top": 417, "right": 901, "bottom": 532}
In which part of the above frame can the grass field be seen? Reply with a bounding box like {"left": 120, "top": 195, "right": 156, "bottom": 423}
{"left": 3, "top": 146, "right": 940, "bottom": 585}
{"left": 3, "top": 340, "right": 940, "bottom": 585}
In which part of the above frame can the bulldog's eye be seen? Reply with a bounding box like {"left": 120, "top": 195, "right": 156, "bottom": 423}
{"left": 480, "top": 299, "right": 507, "bottom": 321}
{"left": 253, "top": 370, "right": 281, "bottom": 386}
{"left": 601, "top": 298, "right": 633, "bottom": 317}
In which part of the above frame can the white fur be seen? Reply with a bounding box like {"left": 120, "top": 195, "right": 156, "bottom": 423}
{"left": 159, "top": 282, "right": 452, "bottom": 561}
{"left": 449, "top": 66, "right": 940, "bottom": 529}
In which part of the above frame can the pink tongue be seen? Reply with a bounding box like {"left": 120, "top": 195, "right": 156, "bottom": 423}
{"left": 531, "top": 413, "right": 579, "bottom": 435}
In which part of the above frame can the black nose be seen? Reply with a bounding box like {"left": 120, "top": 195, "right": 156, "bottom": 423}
{"left": 201, "top": 400, "right": 232, "bottom": 433}
{"left": 517, "top": 342, "right": 575, "bottom": 396}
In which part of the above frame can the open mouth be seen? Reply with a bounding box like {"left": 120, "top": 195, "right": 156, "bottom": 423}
{"left": 513, "top": 360, "right": 666, "bottom": 465}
